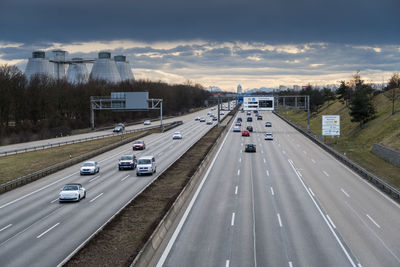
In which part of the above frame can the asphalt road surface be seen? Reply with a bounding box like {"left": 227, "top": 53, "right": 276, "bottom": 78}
{"left": 0, "top": 107, "right": 230, "bottom": 267}
{"left": 158, "top": 111, "right": 400, "bottom": 267}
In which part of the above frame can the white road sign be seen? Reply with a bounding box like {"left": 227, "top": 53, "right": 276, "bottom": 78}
{"left": 243, "top": 96, "right": 274, "bottom": 111}
{"left": 322, "top": 115, "right": 340, "bottom": 136}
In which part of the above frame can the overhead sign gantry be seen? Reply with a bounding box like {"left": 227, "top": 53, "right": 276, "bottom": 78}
{"left": 243, "top": 96, "right": 274, "bottom": 111}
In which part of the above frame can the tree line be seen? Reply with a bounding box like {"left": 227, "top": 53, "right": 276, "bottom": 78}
{"left": 0, "top": 64, "right": 210, "bottom": 144}
{"left": 277, "top": 71, "right": 399, "bottom": 128}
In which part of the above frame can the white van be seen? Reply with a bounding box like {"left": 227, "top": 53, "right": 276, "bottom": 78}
{"left": 136, "top": 156, "right": 156, "bottom": 176}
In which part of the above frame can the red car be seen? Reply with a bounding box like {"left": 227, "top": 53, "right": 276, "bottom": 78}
{"left": 242, "top": 130, "right": 250, "bottom": 137}
{"left": 132, "top": 140, "right": 146, "bottom": 150}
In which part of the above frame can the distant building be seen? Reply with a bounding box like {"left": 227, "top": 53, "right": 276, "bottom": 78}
{"left": 237, "top": 84, "right": 243, "bottom": 94}
{"left": 279, "top": 85, "right": 288, "bottom": 91}
{"left": 293, "top": 85, "right": 301, "bottom": 91}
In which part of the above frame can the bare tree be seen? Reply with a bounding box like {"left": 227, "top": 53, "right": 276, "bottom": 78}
{"left": 386, "top": 73, "right": 400, "bottom": 115}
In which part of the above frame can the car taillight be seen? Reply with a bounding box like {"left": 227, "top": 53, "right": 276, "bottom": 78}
{"left": 246, "top": 145, "right": 248, "bottom": 148}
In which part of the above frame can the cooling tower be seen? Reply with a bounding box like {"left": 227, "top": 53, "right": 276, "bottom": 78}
{"left": 24, "top": 51, "right": 54, "bottom": 80}
{"left": 66, "top": 58, "right": 89, "bottom": 84}
{"left": 90, "top": 52, "right": 121, "bottom": 83}
{"left": 114, "top": 55, "right": 135, "bottom": 81}
{"left": 52, "top": 50, "right": 67, "bottom": 80}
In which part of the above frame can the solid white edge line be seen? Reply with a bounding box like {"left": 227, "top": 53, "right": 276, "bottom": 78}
{"left": 287, "top": 159, "right": 356, "bottom": 267}
{"left": 156, "top": 119, "right": 232, "bottom": 267}
{"left": 89, "top": 193, "right": 103, "bottom": 203}
{"left": 326, "top": 215, "right": 337, "bottom": 229}
{"left": 0, "top": 224, "right": 12, "bottom": 232}
{"left": 309, "top": 187, "right": 315, "bottom": 197}
{"left": 366, "top": 214, "right": 381, "bottom": 229}
{"left": 0, "top": 172, "right": 77, "bottom": 209}
{"left": 231, "top": 212, "right": 235, "bottom": 226}
{"left": 341, "top": 188, "right": 350, "bottom": 198}
{"left": 36, "top": 222, "right": 60, "bottom": 239}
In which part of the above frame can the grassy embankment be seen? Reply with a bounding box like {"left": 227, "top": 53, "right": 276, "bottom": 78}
{"left": 0, "top": 131, "right": 148, "bottom": 185}
{"left": 277, "top": 92, "right": 400, "bottom": 189}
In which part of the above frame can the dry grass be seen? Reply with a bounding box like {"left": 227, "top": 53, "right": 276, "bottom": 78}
{"left": 277, "top": 95, "right": 400, "bottom": 189}
{"left": 0, "top": 131, "right": 146, "bottom": 184}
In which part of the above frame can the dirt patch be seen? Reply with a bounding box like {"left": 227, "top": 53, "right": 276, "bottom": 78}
{"left": 65, "top": 115, "right": 232, "bottom": 267}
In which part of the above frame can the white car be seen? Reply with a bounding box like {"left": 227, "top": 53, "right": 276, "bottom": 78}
{"left": 220, "top": 112, "right": 224, "bottom": 115}
{"left": 80, "top": 161, "right": 99, "bottom": 175}
{"left": 144, "top": 120, "right": 151, "bottom": 125}
{"left": 206, "top": 120, "right": 213, "bottom": 125}
{"left": 172, "top": 131, "right": 182, "bottom": 139}
{"left": 136, "top": 156, "right": 156, "bottom": 176}
{"left": 195, "top": 116, "right": 200, "bottom": 121}
{"left": 233, "top": 125, "right": 241, "bottom": 132}
{"left": 265, "top": 133, "right": 274, "bottom": 140}
{"left": 199, "top": 117, "right": 206, "bottom": 122}
{"left": 59, "top": 183, "right": 86, "bottom": 202}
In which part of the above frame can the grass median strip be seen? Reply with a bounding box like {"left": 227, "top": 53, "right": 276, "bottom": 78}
{"left": 65, "top": 116, "right": 232, "bottom": 267}
{"left": 0, "top": 131, "right": 147, "bottom": 185}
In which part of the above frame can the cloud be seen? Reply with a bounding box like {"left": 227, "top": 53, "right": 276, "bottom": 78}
{"left": 1, "top": 40, "right": 399, "bottom": 91}
{"left": 0, "top": 1, "right": 399, "bottom": 45}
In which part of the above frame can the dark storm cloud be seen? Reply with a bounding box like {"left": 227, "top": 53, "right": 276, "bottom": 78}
{"left": 0, "top": 0, "right": 399, "bottom": 44}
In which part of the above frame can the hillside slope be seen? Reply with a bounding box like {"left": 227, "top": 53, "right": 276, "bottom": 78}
{"left": 277, "top": 91, "right": 400, "bottom": 188}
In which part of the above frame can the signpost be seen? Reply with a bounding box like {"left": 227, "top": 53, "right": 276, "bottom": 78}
{"left": 322, "top": 115, "right": 340, "bottom": 136}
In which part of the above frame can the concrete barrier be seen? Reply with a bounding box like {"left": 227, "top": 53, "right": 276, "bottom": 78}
{"left": 371, "top": 143, "right": 400, "bottom": 167}
{"left": 131, "top": 111, "right": 236, "bottom": 267}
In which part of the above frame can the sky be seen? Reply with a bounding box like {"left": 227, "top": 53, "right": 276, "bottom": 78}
{"left": 0, "top": 0, "right": 399, "bottom": 91}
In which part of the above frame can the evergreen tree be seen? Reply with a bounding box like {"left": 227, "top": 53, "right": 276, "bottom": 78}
{"left": 349, "top": 87, "right": 376, "bottom": 128}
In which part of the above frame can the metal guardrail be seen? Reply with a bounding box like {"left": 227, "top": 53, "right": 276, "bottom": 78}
{"left": 0, "top": 122, "right": 177, "bottom": 157}
{"left": 273, "top": 111, "right": 400, "bottom": 200}
{"left": 0, "top": 121, "right": 183, "bottom": 194}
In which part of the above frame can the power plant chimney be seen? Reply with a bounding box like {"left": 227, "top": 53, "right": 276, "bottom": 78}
{"left": 90, "top": 51, "right": 121, "bottom": 83}
{"left": 24, "top": 51, "right": 54, "bottom": 80}
{"left": 114, "top": 55, "right": 135, "bottom": 81}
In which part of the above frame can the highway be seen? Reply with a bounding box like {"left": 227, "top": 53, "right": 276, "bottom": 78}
{"left": 158, "top": 111, "right": 400, "bottom": 267}
{"left": 0, "top": 107, "right": 229, "bottom": 267}
{"left": 0, "top": 107, "right": 220, "bottom": 155}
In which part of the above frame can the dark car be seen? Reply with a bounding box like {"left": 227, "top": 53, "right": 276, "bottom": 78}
{"left": 118, "top": 155, "right": 137, "bottom": 170}
{"left": 257, "top": 115, "right": 262, "bottom": 120}
{"left": 246, "top": 126, "right": 253, "bottom": 132}
{"left": 247, "top": 117, "right": 253, "bottom": 122}
{"left": 242, "top": 130, "right": 250, "bottom": 137}
{"left": 132, "top": 140, "right": 146, "bottom": 150}
{"left": 113, "top": 123, "right": 125, "bottom": 132}
{"left": 245, "top": 144, "right": 256, "bottom": 152}
{"left": 265, "top": 122, "right": 272, "bottom": 127}
{"left": 237, "top": 117, "right": 242, "bottom": 122}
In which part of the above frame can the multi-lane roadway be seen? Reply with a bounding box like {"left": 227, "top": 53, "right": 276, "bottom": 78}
{"left": 0, "top": 107, "right": 229, "bottom": 267}
{"left": 158, "top": 111, "right": 400, "bottom": 267}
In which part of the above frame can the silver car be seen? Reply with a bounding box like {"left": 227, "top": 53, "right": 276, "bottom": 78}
{"left": 80, "top": 161, "right": 99, "bottom": 175}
